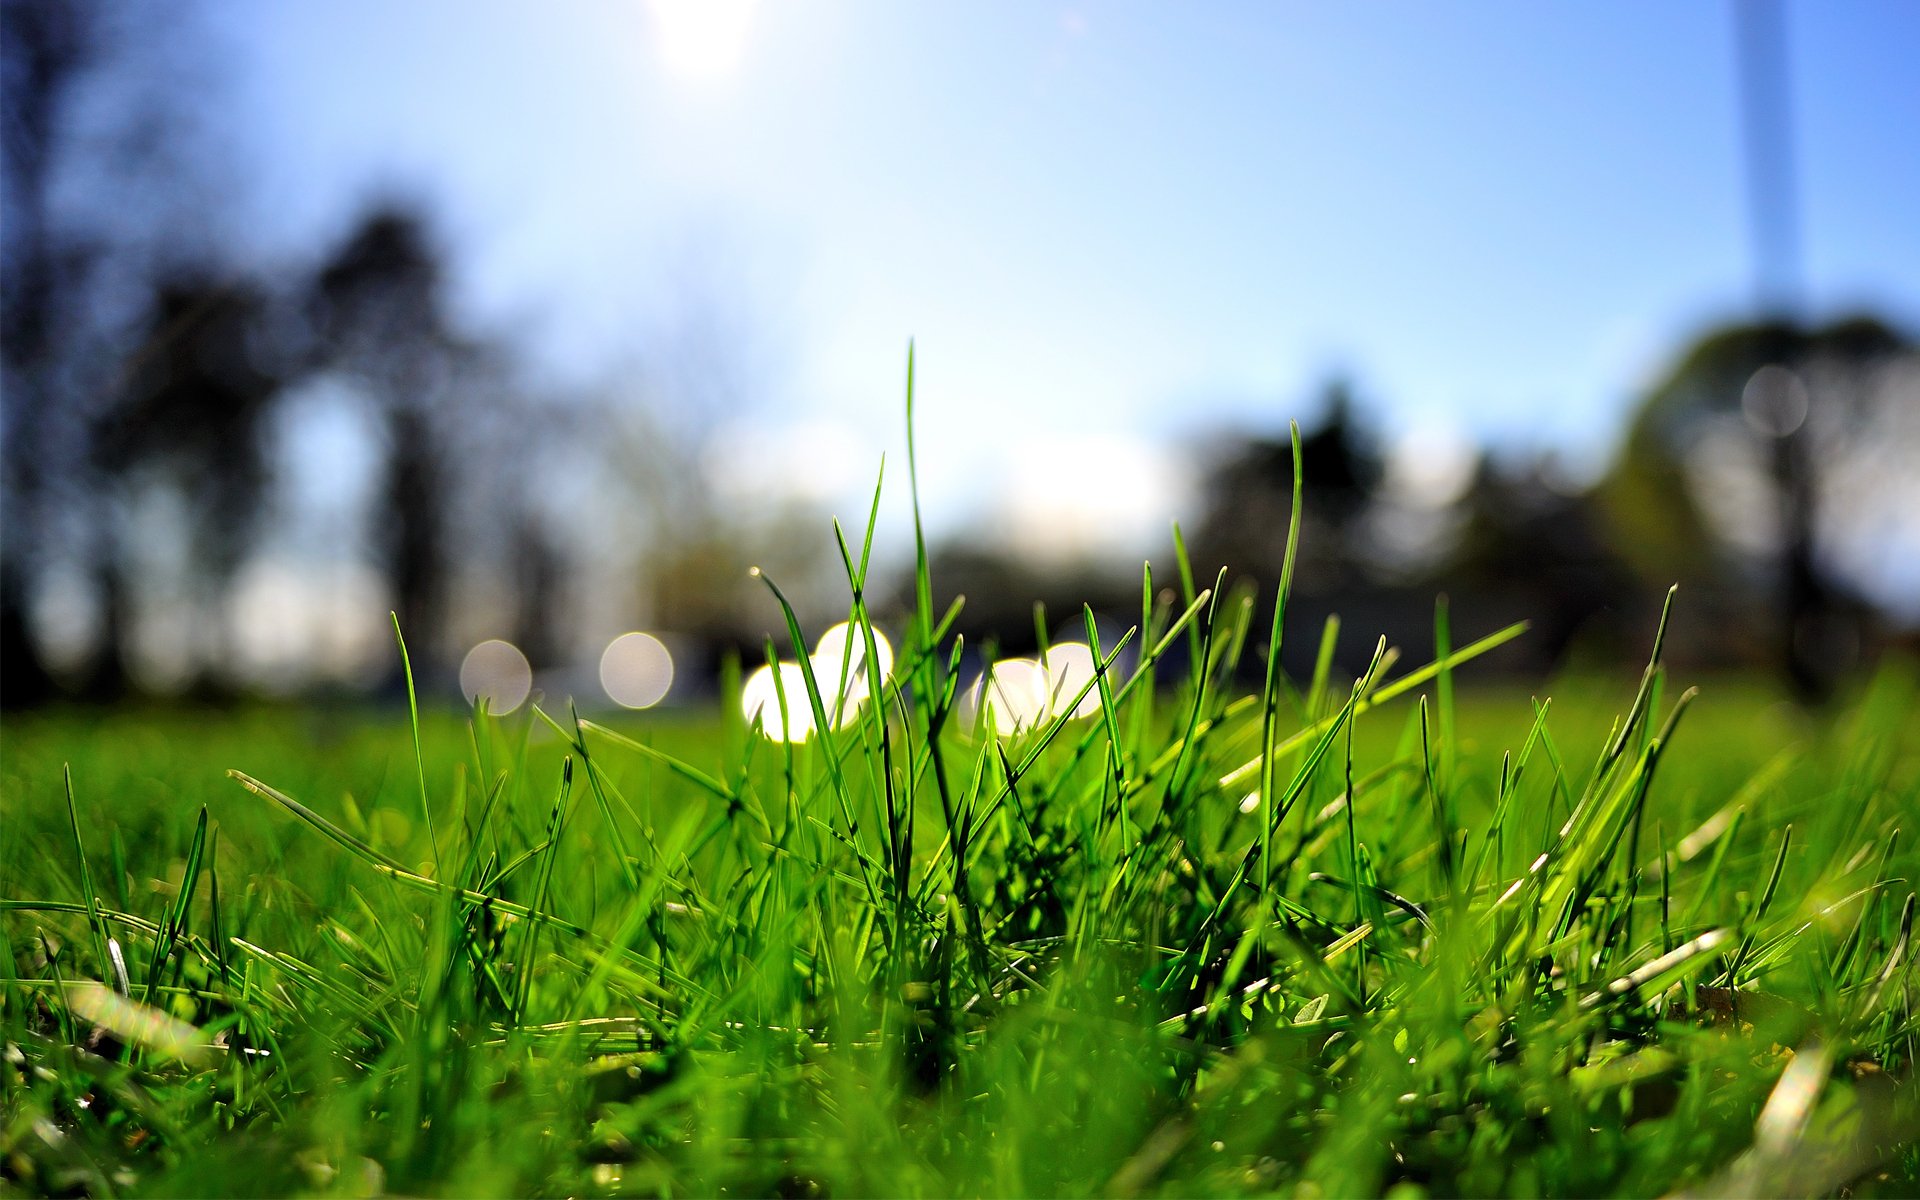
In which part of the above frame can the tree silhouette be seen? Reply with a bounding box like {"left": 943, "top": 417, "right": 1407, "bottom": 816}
{"left": 1190, "top": 377, "right": 1384, "bottom": 591}
{"left": 1598, "top": 316, "right": 1915, "bottom": 697}
{"left": 1, "top": 0, "right": 98, "bottom": 703}
{"left": 306, "top": 206, "right": 478, "bottom": 672}
{"left": 4, "top": 0, "right": 277, "bottom": 699}
{"left": 1443, "top": 458, "right": 1636, "bottom": 667}
{"left": 87, "top": 279, "right": 284, "bottom": 693}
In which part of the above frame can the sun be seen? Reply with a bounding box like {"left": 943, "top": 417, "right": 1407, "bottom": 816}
{"left": 647, "top": 0, "right": 757, "bottom": 83}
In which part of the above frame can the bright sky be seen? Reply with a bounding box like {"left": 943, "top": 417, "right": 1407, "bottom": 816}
{"left": 216, "top": 0, "right": 1920, "bottom": 561}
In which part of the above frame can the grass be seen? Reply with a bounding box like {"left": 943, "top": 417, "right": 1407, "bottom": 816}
{"left": 4, "top": 400, "right": 1918, "bottom": 1197}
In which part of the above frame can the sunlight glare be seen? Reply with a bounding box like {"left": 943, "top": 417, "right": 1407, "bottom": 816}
{"left": 647, "top": 0, "right": 757, "bottom": 82}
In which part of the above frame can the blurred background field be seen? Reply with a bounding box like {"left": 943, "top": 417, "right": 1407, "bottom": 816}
{"left": 0, "top": 669, "right": 1893, "bottom": 902}
{"left": 3, "top": 0, "right": 1918, "bottom": 722}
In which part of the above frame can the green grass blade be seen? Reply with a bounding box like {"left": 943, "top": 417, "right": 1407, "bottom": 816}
{"left": 392, "top": 612, "right": 443, "bottom": 880}
{"left": 62, "top": 765, "right": 115, "bottom": 992}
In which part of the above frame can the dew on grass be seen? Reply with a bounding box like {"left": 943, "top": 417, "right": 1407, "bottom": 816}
{"left": 459, "top": 638, "right": 532, "bottom": 714}
{"left": 601, "top": 631, "right": 675, "bottom": 709}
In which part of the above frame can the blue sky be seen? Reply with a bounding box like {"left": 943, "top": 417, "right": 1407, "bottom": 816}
{"left": 215, "top": 0, "right": 1920, "bottom": 559}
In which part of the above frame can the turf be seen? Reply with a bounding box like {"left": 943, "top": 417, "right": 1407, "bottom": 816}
{"left": 3, "top": 412, "right": 1918, "bottom": 1197}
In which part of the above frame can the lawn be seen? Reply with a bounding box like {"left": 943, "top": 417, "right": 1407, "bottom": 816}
{"left": 4, "top": 442, "right": 1918, "bottom": 1197}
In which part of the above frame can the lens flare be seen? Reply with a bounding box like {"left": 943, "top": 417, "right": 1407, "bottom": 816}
{"left": 600, "top": 631, "right": 675, "bottom": 709}
{"left": 459, "top": 639, "right": 532, "bottom": 715}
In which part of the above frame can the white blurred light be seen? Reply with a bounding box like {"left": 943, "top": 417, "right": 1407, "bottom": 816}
{"left": 813, "top": 621, "right": 895, "bottom": 684}
{"left": 229, "top": 558, "right": 391, "bottom": 690}
{"left": 1041, "top": 642, "right": 1103, "bottom": 720}
{"left": 600, "top": 631, "right": 675, "bottom": 709}
{"left": 460, "top": 639, "right": 532, "bottom": 715}
{"left": 26, "top": 565, "right": 96, "bottom": 677}
{"left": 1686, "top": 420, "right": 1778, "bottom": 555}
{"left": 990, "top": 433, "right": 1194, "bottom": 564}
{"left": 647, "top": 0, "right": 756, "bottom": 82}
{"left": 704, "top": 418, "right": 875, "bottom": 510}
{"left": 739, "top": 623, "right": 896, "bottom": 742}
{"left": 968, "top": 658, "right": 1052, "bottom": 734}
{"left": 741, "top": 660, "right": 818, "bottom": 743}
{"left": 965, "top": 641, "right": 1116, "bottom": 738}
{"left": 811, "top": 621, "right": 894, "bottom": 725}
{"left": 1742, "top": 364, "right": 1810, "bottom": 438}
{"left": 1386, "top": 421, "right": 1477, "bottom": 509}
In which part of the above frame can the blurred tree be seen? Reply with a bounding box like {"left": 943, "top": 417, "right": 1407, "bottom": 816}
{"left": 1, "top": 0, "right": 97, "bottom": 704}
{"left": 1190, "top": 377, "right": 1384, "bottom": 591}
{"left": 6, "top": 1, "right": 753, "bottom": 699}
{"left": 1442, "top": 458, "right": 1637, "bottom": 666}
{"left": 4, "top": 0, "right": 273, "bottom": 699}
{"left": 923, "top": 539, "right": 1136, "bottom": 661}
{"left": 89, "top": 279, "right": 284, "bottom": 694}
{"left": 306, "top": 206, "right": 477, "bottom": 673}
{"left": 302, "top": 205, "right": 593, "bottom": 679}
{"left": 507, "top": 506, "right": 567, "bottom": 670}
{"left": 1597, "top": 316, "right": 1915, "bottom": 697}
{"left": 586, "top": 281, "right": 830, "bottom": 660}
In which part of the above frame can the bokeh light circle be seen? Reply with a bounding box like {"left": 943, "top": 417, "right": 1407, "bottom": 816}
{"left": 969, "top": 657, "right": 1051, "bottom": 734}
{"left": 459, "top": 639, "right": 532, "bottom": 715}
{"left": 811, "top": 621, "right": 894, "bottom": 723}
{"left": 741, "top": 660, "right": 818, "bottom": 743}
{"left": 600, "top": 631, "right": 676, "bottom": 709}
{"left": 1041, "top": 642, "right": 1102, "bottom": 719}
